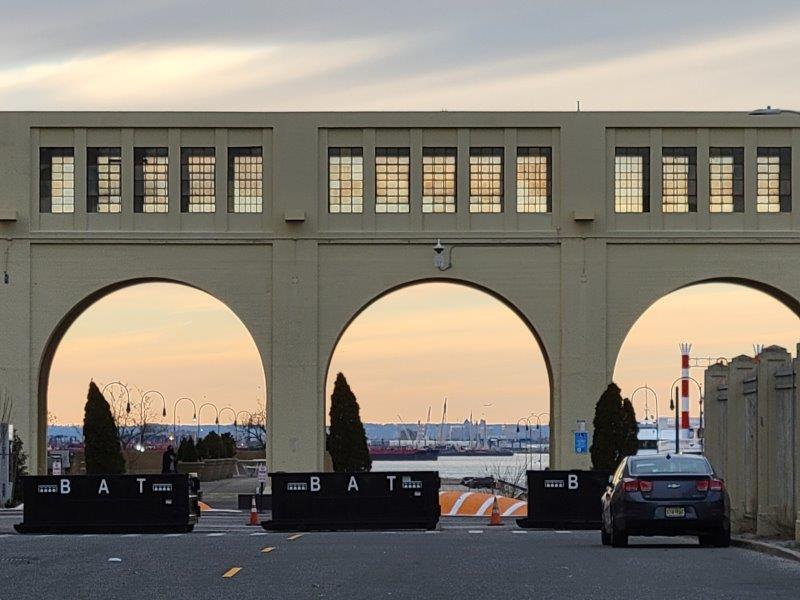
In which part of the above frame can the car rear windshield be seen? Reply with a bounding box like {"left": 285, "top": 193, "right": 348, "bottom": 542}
{"left": 628, "top": 456, "right": 712, "bottom": 476}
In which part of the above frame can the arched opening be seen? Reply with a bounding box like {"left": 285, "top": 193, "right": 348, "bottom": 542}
{"left": 325, "top": 280, "right": 551, "bottom": 506}
{"left": 40, "top": 280, "right": 267, "bottom": 473}
{"left": 613, "top": 280, "right": 800, "bottom": 456}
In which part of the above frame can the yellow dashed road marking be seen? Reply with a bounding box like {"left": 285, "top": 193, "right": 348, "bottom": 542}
{"left": 261, "top": 546, "right": 275, "bottom": 554}
{"left": 222, "top": 567, "right": 242, "bottom": 578}
{"left": 287, "top": 533, "right": 304, "bottom": 541}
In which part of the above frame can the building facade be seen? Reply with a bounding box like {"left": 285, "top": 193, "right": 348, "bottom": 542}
{"left": 1, "top": 111, "right": 799, "bottom": 473}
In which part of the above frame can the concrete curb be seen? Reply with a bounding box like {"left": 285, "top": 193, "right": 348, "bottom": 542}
{"left": 732, "top": 537, "right": 800, "bottom": 564}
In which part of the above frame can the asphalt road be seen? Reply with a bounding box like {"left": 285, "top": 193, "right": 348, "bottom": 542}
{"left": 1, "top": 510, "right": 799, "bottom": 600}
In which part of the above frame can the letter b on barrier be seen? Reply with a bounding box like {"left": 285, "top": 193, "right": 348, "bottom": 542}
{"left": 568, "top": 474, "right": 579, "bottom": 490}
{"left": 310, "top": 476, "right": 321, "bottom": 492}
{"left": 59, "top": 479, "right": 71, "bottom": 495}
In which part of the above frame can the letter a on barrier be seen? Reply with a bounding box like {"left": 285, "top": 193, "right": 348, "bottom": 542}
{"left": 59, "top": 479, "right": 71, "bottom": 495}
{"left": 347, "top": 476, "right": 359, "bottom": 492}
{"left": 98, "top": 479, "right": 109, "bottom": 495}
{"left": 310, "top": 476, "right": 321, "bottom": 492}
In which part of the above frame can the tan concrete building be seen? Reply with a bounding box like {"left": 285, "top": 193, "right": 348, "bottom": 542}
{"left": 1, "top": 111, "right": 799, "bottom": 474}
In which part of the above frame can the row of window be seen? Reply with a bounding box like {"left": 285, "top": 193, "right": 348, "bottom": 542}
{"left": 37, "top": 145, "right": 794, "bottom": 216}
{"left": 615, "top": 147, "right": 792, "bottom": 214}
{"left": 40, "top": 147, "right": 263, "bottom": 214}
{"left": 329, "top": 147, "right": 552, "bottom": 214}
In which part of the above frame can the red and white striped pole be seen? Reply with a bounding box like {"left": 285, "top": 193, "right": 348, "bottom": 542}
{"left": 680, "top": 343, "right": 692, "bottom": 439}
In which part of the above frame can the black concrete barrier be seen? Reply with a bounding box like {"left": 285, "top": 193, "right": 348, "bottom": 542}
{"left": 14, "top": 474, "right": 200, "bottom": 534}
{"left": 517, "top": 470, "right": 611, "bottom": 530}
{"left": 263, "top": 471, "right": 440, "bottom": 531}
{"left": 237, "top": 493, "right": 272, "bottom": 512}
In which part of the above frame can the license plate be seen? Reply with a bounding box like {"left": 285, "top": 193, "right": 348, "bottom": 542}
{"left": 665, "top": 507, "right": 685, "bottom": 518}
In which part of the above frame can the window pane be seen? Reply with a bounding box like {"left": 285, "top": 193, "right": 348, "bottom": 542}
{"left": 375, "top": 147, "right": 410, "bottom": 214}
{"left": 40, "top": 148, "right": 75, "bottom": 214}
{"left": 328, "top": 147, "right": 363, "bottom": 214}
{"left": 756, "top": 147, "right": 791, "bottom": 213}
{"left": 228, "top": 147, "right": 262, "bottom": 213}
{"left": 615, "top": 148, "right": 650, "bottom": 213}
{"left": 709, "top": 148, "right": 743, "bottom": 213}
{"left": 134, "top": 148, "right": 169, "bottom": 213}
{"left": 516, "top": 147, "right": 551, "bottom": 213}
{"left": 88, "top": 148, "right": 122, "bottom": 213}
{"left": 469, "top": 148, "right": 503, "bottom": 213}
{"left": 661, "top": 147, "right": 696, "bottom": 213}
{"left": 422, "top": 148, "right": 456, "bottom": 213}
{"left": 181, "top": 148, "right": 215, "bottom": 213}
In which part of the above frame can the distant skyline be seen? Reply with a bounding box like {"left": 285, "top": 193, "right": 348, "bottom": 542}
{"left": 48, "top": 281, "right": 800, "bottom": 426}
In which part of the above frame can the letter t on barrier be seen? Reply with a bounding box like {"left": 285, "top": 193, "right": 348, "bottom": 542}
{"left": 137, "top": 478, "right": 146, "bottom": 494}
{"left": 386, "top": 475, "right": 396, "bottom": 491}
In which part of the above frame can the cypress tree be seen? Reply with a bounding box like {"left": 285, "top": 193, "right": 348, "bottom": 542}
{"left": 177, "top": 437, "right": 199, "bottom": 462}
{"left": 83, "top": 381, "right": 126, "bottom": 474}
{"left": 619, "top": 397, "right": 640, "bottom": 458}
{"left": 590, "top": 383, "right": 641, "bottom": 470}
{"left": 328, "top": 373, "right": 372, "bottom": 472}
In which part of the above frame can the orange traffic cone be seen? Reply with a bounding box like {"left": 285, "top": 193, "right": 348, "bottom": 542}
{"left": 488, "top": 495, "right": 502, "bottom": 526}
{"left": 247, "top": 496, "right": 259, "bottom": 526}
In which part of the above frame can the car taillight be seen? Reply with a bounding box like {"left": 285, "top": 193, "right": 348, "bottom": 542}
{"left": 623, "top": 478, "right": 651, "bottom": 493}
{"left": 709, "top": 478, "right": 725, "bottom": 491}
{"left": 623, "top": 478, "right": 639, "bottom": 493}
{"left": 696, "top": 479, "right": 710, "bottom": 492}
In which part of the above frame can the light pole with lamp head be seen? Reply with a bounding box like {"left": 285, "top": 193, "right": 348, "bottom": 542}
{"left": 173, "top": 397, "right": 197, "bottom": 443}
{"left": 102, "top": 381, "right": 130, "bottom": 448}
{"left": 529, "top": 412, "right": 550, "bottom": 470}
{"left": 515, "top": 417, "right": 532, "bottom": 471}
{"left": 667, "top": 375, "right": 703, "bottom": 455}
{"left": 218, "top": 407, "right": 236, "bottom": 436}
{"left": 197, "top": 402, "right": 219, "bottom": 440}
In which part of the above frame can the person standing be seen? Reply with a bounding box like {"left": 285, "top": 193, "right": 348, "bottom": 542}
{"left": 161, "top": 445, "right": 177, "bottom": 474}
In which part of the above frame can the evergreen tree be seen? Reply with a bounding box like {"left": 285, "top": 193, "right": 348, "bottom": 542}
{"left": 177, "top": 437, "right": 199, "bottom": 462}
{"left": 195, "top": 437, "right": 207, "bottom": 460}
{"left": 83, "top": 381, "right": 126, "bottom": 474}
{"left": 620, "top": 398, "right": 640, "bottom": 458}
{"left": 202, "top": 431, "right": 222, "bottom": 459}
{"left": 590, "top": 383, "right": 622, "bottom": 471}
{"left": 327, "top": 373, "right": 372, "bottom": 472}
{"left": 220, "top": 433, "right": 237, "bottom": 458}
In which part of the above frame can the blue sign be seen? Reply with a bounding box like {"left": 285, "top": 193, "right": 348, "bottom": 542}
{"left": 574, "top": 431, "right": 589, "bottom": 454}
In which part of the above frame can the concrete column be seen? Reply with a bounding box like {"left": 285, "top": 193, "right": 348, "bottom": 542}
{"left": 770, "top": 353, "right": 795, "bottom": 536}
{"left": 756, "top": 346, "right": 792, "bottom": 537}
{"left": 556, "top": 238, "right": 607, "bottom": 469}
{"left": 795, "top": 345, "right": 800, "bottom": 543}
{"left": 725, "top": 355, "right": 758, "bottom": 533}
{"left": 703, "top": 362, "right": 729, "bottom": 478}
{"left": 269, "top": 240, "right": 321, "bottom": 472}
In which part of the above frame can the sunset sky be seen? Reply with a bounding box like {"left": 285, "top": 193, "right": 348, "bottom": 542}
{"left": 8, "top": 2, "right": 798, "bottom": 425}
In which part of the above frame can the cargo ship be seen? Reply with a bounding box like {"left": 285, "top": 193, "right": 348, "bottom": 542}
{"left": 369, "top": 446, "right": 440, "bottom": 461}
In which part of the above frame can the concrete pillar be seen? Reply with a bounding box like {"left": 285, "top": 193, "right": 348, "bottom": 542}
{"left": 756, "top": 346, "right": 792, "bottom": 537}
{"left": 769, "top": 352, "right": 795, "bottom": 537}
{"left": 725, "top": 355, "right": 758, "bottom": 533}
{"left": 795, "top": 345, "right": 800, "bottom": 543}
{"left": 703, "top": 362, "right": 729, "bottom": 479}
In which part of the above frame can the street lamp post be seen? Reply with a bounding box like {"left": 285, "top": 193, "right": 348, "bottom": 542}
{"left": 197, "top": 402, "right": 220, "bottom": 440}
{"left": 102, "top": 382, "right": 131, "bottom": 448}
{"left": 529, "top": 412, "right": 550, "bottom": 471}
{"left": 218, "top": 407, "right": 236, "bottom": 435}
{"left": 140, "top": 390, "right": 167, "bottom": 449}
{"left": 173, "top": 397, "right": 197, "bottom": 442}
{"left": 515, "top": 417, "right": 532, "bottom": 471}
{"left": 666, "top": 375, "right": 703, "bottom": 455}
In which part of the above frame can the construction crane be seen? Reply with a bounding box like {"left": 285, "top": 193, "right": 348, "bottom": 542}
{"left": 437, "top": 398, "right": 447, "bottom": 445}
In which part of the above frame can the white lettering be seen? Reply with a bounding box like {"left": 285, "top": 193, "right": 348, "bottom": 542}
{"left": 347, "top": 476, "right": 359, "bottom": 492}
{"left": 386, "top": 475, "right": 396, "bottom": 492}
{"left": 568, "top": 474, "right": 579, "bottom": 490}
{"left": 137, "top": 478, "right": 146, "bottom": 494}
{"left": 98, "top": 479, "right": 109, "bottom": 495}
{"left": 59, "top": 479, "right": 71, "bottom": 495}
{"left": 310, "top": 476, "right": 321, "bottom": 492}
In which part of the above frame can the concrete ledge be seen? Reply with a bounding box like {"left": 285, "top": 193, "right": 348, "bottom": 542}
{"left": 732, "top": 536, "right": 800, "bottom": 564}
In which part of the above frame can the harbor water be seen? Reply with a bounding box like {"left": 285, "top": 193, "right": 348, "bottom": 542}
{"left": 371, "top": 452, "right": 550, "bottom": 479}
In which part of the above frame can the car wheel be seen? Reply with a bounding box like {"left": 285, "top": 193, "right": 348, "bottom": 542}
{"left": 611, "top": 525, "right": 628, "bottom": 548}
{"left": 713, "top": 529, "right": 731, "bottom": 548}
{"left": 601, "top": 527, "right": 611, "bottom": 546}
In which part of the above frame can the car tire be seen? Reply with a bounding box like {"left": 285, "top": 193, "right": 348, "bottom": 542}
{"left": 601, "top": 528, "right": 611, "bottom": 546}
{"left": 698, "top": 534, "right": 714, "bottom": 547}
{"left": 713, "top": 528, "right": 731, "bottom": 548}
{"left": 610, "top": 525, "right": 628, "bottom": 548}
